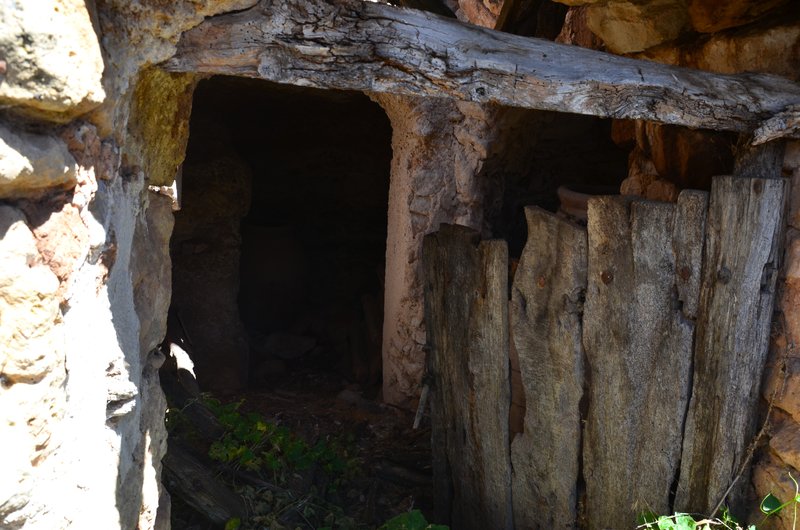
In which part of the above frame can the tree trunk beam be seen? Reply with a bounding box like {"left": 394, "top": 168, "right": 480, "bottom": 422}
{"left": 164, "top": 0, "right": 800, "bottom": 134}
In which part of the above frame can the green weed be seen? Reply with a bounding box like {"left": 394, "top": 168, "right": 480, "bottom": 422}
{"left": 638, "top": 473, "right": 800, "bottom": 530}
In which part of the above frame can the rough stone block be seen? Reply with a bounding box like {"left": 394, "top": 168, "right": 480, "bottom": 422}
{"left": 752, "top": 451, "right": 800, "bottom": 530}
{"left": 0, "top": 205, "right": 65, "bottom": 529}
{"left": 638, "top": 19, "right": 800, "bottom": 81}
{"left": 688, "top": 0, "right": 789, "bottom": 33}
{"left": 0, "top": 0, "right": 105, "bottom": 120}
{"left": 770, "top": 420, "right": 800, "bottom": 471}
{"left": 769, "top": 357, "right": 800, "bottom": 422}
{"left": 125, "top": 69, "right": 196, "bottom": 187}
{"left": 0, "top": 124, "right": 78, "bottom": 199}
{"left": 585, "top": 0, "right": 688, "bottom": 53}
{"left": 0, "top": 206, "right": 61, "bottom": 380}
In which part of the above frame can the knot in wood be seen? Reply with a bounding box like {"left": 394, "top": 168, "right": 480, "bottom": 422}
{"left": 600, "top": 270, "right": 613, "bottom": 284}
{"left": 678, "top": 266, "right": 692, "bottom": 281}
{"left": 753, "top": 180, "right": 763, "bottom": 195}
{"left": 717, "top": 266, "right": 732, "bottom": 284}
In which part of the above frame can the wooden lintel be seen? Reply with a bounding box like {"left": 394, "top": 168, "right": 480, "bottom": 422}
{"left": 163, "top": 0, "right": 800, "bottom": 134}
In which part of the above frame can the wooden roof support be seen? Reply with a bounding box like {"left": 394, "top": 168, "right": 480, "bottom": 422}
{"left": 163, "top": 0, "right": 800, "bottom": 138}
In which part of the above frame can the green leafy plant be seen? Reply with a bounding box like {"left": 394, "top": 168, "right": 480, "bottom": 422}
{"left": 376, "top": 510, "right": 449, "bottom": 530}
{"left": 637, "top": 508, "right": 752, "bottom": 530}
{"left": 637, "top": 473, "right": 800, "bottom": 530}
{"left": 203, "top": 396, "right": 357, "bottom": 484}
{"left": 759, "top": 472, "right": 800, "bottom": 529}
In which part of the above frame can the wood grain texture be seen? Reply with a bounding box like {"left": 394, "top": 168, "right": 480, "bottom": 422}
{"left": 583, "top": 194, "right": 704, "bottom": 529}
{"left": 162, "top": 0, "right": 800, "bottom": 133}
{"left": 676, "top": 176, "right": 787, "bottom": 514}
{"left": 422, "top": 224, "right": 512, "bottom": 530}
{"left": 509, "top": 207, "right": 587, "bottom": 530}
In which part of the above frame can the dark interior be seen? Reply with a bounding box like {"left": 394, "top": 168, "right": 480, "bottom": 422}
{"left": 171, "top": 77, "right": 392, "bottom": 393}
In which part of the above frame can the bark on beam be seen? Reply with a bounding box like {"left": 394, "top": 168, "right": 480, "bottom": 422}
{"left": 163, "top": 0, "right": 800, "bottom": 135}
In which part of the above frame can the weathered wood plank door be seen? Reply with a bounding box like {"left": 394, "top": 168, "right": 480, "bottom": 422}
{"left": 423, "top": 174, "right": 785, "bottom": 530}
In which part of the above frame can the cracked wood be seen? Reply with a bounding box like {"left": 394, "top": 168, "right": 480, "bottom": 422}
{"left": 582, "top": 192, "right": 706, "bottom": 529}
{"left": 163, "top": 0, "right": 800, "bottom": 134}
{"left": 676, "top": 176, "right": 786, "bottom": 514}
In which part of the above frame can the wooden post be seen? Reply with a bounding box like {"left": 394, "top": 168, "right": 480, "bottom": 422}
{"left": 509, "top": 207, "right": 587, "bottom": 529}
{"left": 422, "top": 224, "right": 512, "bottom": 530}
{"left": 676, "top": 175, "right": 786, "bottom": 514}
{"left": 583, "top": 192, "right": 707, "bottom": 529}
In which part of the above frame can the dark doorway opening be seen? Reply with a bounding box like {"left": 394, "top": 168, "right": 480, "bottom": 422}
{"left": 164, "top": 77, "right": 434, "bottom": 530}
{"left": 170, "top": 77, "right": 392, "bottom": 394}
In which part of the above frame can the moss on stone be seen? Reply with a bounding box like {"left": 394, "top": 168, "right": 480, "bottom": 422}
{"left": 126, "top": 67, "right": 196, "bottom": 186}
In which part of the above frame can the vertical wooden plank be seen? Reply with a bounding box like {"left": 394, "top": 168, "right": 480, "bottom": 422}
{"left": 509, "top": 207, "right": 587, "bottom": 529}
{"left": 676, "top": 175, "right": 787, "bottom": 514}
{"left": 422, "top": 224, "right": 512, "bottom": 530}
{"left": 583, "top": 194, "right": 702, "bottom": 529}
{"left": 628, "top": 194, "right": 705, "bottom": 516}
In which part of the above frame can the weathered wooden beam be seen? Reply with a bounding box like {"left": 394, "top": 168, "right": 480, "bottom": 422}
{"left": 163, "top": 0, "right": 800, "bottom": 135}
{"left": 422, "top": 224, "right": 512, "bottom": 530}
{"left": 509, "top": 207, "right": 587, "bottom": 529}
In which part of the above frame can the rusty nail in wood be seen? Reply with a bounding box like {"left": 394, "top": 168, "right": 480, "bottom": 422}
{"left": 0, "top": 60, "right": 7, "bottom": 75}
{"left": 679, "top": 266, "right": 691, "bottom": 281}
{"left": 753, "top": 180, "right": 763, "bottom": 194}
{"left": 601, "top": 270, "right": 613, "bottom": 284}
{"left": 537, "top": 276, "right": 546, "bottom": 288}
{"left": 717, "top": 266, "right": 731, "bottom": 284}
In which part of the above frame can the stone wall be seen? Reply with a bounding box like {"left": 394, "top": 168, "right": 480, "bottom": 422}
{"left": 0, "top": 0, "right": 255, "bottom": 528}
